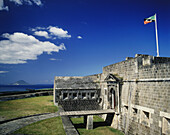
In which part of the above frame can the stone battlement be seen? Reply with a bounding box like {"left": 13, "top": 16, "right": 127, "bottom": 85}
{"left": 54, "top": 54, "right": 170, "bottom": 135}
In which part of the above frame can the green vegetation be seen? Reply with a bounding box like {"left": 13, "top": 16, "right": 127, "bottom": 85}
{"left": 0, "top": 96, "right": 57, "bottom": 120}
{"left": 35, "top": 88, "right": 53, "bottom": 91}
{"left": 71, "top": 115, "right": 104, "bottom": 124}
{"left": 14, "top": 117, "right": 65, "bottom": 135}
{"left": 41, "top": 88, "right": 53, "bottom": 90}
{"left": 71, "top": 116, "right": 124, "bottom": 135}
{"left": 76, "top": 126, "right": 124, "bottom": 135}
{"left": 0, "top": 96, "right": 123, "bottom": 135}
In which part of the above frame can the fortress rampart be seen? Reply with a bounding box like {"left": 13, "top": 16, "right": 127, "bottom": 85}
{"left": 54, "top": 54, "right": 170, "bottom": 134}
{"left": 101, "top": 54, "right": 170, "bottom": 134}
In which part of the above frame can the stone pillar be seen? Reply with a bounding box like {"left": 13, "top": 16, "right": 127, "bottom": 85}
{"left": 111, "top": 114, "right": 118, "bottom": 129}
{"left": 112, "top": 90, "right": 114, "bottom": 109}
{"left": 117, "top": 83, "right": 120, "bottom": 113}
{"left": 86, "top": 115, "right": 93, "bottom": 130}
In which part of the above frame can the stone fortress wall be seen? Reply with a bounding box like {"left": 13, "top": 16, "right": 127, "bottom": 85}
{"left": 54, "top": 54, "right": 170, "bottom": 135}
{"left": 53, "top": 76, "right": 101, "bottom": 111}
{"left": 101, "top": 54, "right": 170, "bottom": 135}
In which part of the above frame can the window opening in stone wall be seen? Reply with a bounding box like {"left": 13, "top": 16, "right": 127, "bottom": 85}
{"left": 82, "top": 92, "right": 87, "bottom": 99}
{"left": 162, "top": 117, "right": 170, "bottom": 135}
{"left": 63, "top": 93, "right": 68, "bottom": 100}
{"left": 123, "top": 105, "right": 128, "bottom": 115}
{"left": 73, "top": 93, "right": 77, "bottom": 100}
{"left": 141, "top": 110, "right": 150, "bottom": 127}
{"left": 91, "top": 92, "right": 95, "bottom": 99}
{"left": 132, "top": 108, "right": 138, "bottom": 122}
{"left": 124, "top": 105, "right": 128, "bottom": 111}
{"left": 144, "top": 111, "right": 149, "bottom": 119}
{"left": 133, "top": 108, "right": 137, "bottom": 114}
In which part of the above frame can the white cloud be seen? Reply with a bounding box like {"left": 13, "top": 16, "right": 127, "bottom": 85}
{"left": 32, "top": 0, "right": 42, "bottom": 6}
{"left": 49, "top": 58, "right": 62, "bottom": 61}
{"left": 0, "top": 0, "right": 8, "bottom": 11}
{"left": 31, "top": 27, "right": 46, "bottom": 31}
{"left": 0, "top": 0, "right": 42, "bottom": 11}
{"left": 34, "top": 31, "right": 50, "bottom": 39}
{"left": 77, "top": 36, "right": 82, "bottom": 39}
{"left": 9, "top": 0, "right": 23, "bottom": 5}
{"left": 49, "top": 58, "right": 56, "bottom": 61}
{"left": 0, "top": 71, "right": 9, "bottom": 73}
{"left": 48, "top": 26, "right": 71, "bottom": 39}
{"left": 9, "top": 0, "right": 42, "bottom": 6}
{"left": 0, "top": 32, "right": 66, "bottom": 64}
{"left": 31, "top": 26, "right": 72, "bottom": 39}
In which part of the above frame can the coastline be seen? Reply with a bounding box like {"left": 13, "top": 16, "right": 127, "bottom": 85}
{"left": 0, "top": 84, "right": 53, "bottom": 94}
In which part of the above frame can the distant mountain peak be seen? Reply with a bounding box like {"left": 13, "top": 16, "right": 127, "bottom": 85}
{"left": 10, "top": 80, "right": 29, "bottom": 85}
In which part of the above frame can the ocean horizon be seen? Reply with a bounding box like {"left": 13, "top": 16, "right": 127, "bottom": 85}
{"left": 0, "top": 84, "right": 53, "bottom": 93}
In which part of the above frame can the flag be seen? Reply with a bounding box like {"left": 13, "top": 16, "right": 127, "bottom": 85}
{"left": 144, "top": 15, "right": 155, "bottom": 24}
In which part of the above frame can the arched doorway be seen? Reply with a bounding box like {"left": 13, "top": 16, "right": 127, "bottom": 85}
{"left": 104, "top": 73, "right": 122, "bottom": 112}
{"left": 110, "top": 88, "right": 116, "bottom": 109}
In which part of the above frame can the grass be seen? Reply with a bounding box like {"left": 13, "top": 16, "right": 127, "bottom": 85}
{"left": 71, "top": 116, "right": 124, "bottom": 135}
{"left": 0, "top": 96, "right": 57, "bottom": 120}
{"left": 14, "top": 117, "right": 66, "bottom": 135}
{"left": 76, "top": 126, "right": 124, "bottom": 135}
{"left": 0, "top": 96, "right": 123, "bottom": 135}
{"left": 35, "top": 88, "right": 53, "bottom": 91}
{"left": 71, "top": 115, "right": 104, "bottom": 124}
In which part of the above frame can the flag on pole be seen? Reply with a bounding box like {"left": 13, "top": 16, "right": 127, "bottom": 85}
{"left": 144, "top": 14, "right": 160, "bottom": 57}
{"left": 144, "top": 15, "right": 155, "bottom": 24}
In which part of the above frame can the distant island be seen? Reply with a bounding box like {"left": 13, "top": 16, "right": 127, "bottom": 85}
{"left": 10, "top": 80, "right": 30, "bottom": 85}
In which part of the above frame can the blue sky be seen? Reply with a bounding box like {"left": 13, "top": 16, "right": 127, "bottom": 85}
{"left": 0, "top": 0, "right": 169, "bottom": 84}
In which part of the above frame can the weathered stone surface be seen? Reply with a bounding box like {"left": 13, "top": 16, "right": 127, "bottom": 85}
{"left": 54, "top": 76, "right": 102, "bottom": 111}
{"left": 60, "top": 109, "right": 115, "bottom": 116}
{"left": 54, "top": 54, "right": 170, "bottom": 135}
{"left": 86, "top": 115, "right": 93, "bottom": 130}
{"left": 102, "top": 54, "right": 170, "bottom": 135}
{"left": 55, "top": 76, "right": 100, "bottom": 89}
{"left": 59, "top": 106, "right": 79, "bottom": 135}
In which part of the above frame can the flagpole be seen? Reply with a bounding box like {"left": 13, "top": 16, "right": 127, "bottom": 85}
{"left": 155, "top": 13, "right": 160, "bottom": 57}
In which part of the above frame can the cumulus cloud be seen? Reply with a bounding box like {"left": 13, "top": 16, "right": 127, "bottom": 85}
{"left": 34, "top": 31, "right": 50, "bottom": 39}
{"left": 30, "top": 27, "right": 46, "bottom": 31}
{"left": 0, "top": 0, "right": 8, "bottom": 11}
{"left": 77, "top": 36, "right": 82, "bottom": 39}
{"left": 48, "top": 26, "right": 71, "bottom": 39}
{"left": 0, "top": 0, "right": 42, "bottom": 11}
{"left": 9, "top": 0, "right": 42, "bottom": 6}
{"left": 31, "top": 26, "right": 71, "bottom": 39}
{"left": 0, "top": 71, "right": 9, "bottom": 73}
{"left": 0, "top": 32, "right": 66, "bottom": 64}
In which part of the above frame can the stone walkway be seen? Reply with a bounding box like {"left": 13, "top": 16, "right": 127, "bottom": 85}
{"left": 0, "top": 107, "right": 79, "bottom": 135}
{"left": 60, "top": 109, "right": 115, "bottom": 116}
{"left": 0, "top": 113, "right": 58, "bottom": 135}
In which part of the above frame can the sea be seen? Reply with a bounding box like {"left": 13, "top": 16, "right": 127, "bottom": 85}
{"left": 0, "top": 84, "right": 53, "bottom": 93}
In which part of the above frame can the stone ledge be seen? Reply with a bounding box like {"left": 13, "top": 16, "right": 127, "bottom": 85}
{"left": 160, "top": 111, "right": 170, "bottom": 119}
{"left": 60, "top": 109, "right": 115, "bottom": 116}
